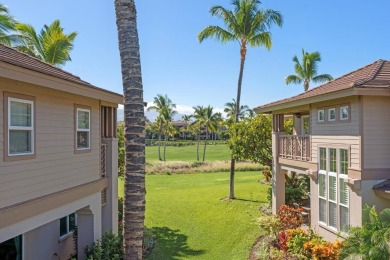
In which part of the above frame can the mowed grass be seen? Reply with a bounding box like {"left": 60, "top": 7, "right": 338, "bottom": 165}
{"left": 146, "top": 144, "right": 231, "bottom": 161}
{"left": 119, "top": 172, "right": 269, "bottom": 259}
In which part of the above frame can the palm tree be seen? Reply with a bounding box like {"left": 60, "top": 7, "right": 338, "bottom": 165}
{"left": 182, "top": 114, "right": 193, "bottom": 140}
{"left": 147, "top": 94, "right": 176, "bottom": 161}
{"left": 224, "top": 99, "right": 250, "bottom": 124}
{"left": 199, "top": 0, "right": 283, "bottom": 199}
{"left": 15, "top": 20, "right": 77, "bottom": 66}
{"left": 114, "top": 0, "right": 145, "bottom": 258}
{"left": 285, "top": 49, "right": 333, "bottom": 92}
{"left": 0, "top": 4, "right": 22, "bottom": 46}
{"left": 202, "top": 106, "right": 221, "bottom": 161}
{"left": 161, "top": 107, "right": 177, "bottom": 161}
{"left": 192, "top": 106, "right": 206, "bottom": 161}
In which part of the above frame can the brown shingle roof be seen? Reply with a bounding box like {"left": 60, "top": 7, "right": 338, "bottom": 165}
{"left": 0, "top": 44, "right": 122, "bottom": 97}
{"left": 255, "top": 59, "right": 390, "bottom": 112}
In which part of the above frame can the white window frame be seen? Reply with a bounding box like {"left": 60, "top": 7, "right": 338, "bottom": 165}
{"left": 317, "top": 109, "right": 325, "bottom": 122}
{"left": 76, "top": 108, "right": 90, "bottom": 150}
{"left": 318, "top": 147, "right": 327, "bottom": 226}
{"left": 60, "top": 213, "right": 76, "bottom": 239}
{"left": 328, "top": 108, "right": 336, "bottom": 121}
{"left": 340, "top": 106, "right": 349, "bottom": 120}
{"left": 8, "top": 97, "right": 34, "bottom": 156}
{"left": 318, "top": 147, "right": 350, "bottom": 232}
{"left": 339, "top": 148, "right": 350, "bottom": 233}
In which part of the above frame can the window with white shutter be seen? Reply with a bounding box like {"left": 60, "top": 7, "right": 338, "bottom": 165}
{"left": 339, "top": 148, "right": 350, "bottom": 232}
{"left": 318, "top": 147, "right": 350, "bottom": 232}
{"left": 318, "top": 148, "right": 327, "bottom": 224}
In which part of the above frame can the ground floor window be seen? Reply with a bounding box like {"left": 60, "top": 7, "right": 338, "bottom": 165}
{"left": 0, "top": 235, "right": 23, "bottom": 260}
{"left": 318, "top": 147, "right": 350, "bottom": 232}
{"left": 60, "top": 213, "right": 76, "bottom": 237}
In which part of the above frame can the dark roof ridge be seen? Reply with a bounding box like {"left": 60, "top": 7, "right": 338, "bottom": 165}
{"left": 354, "top": 59, "right": 385, "bottom": 87}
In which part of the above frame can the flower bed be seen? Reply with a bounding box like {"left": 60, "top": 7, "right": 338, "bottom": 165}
{"left": 257, "top": 205, "right": 342, "bottom": 259}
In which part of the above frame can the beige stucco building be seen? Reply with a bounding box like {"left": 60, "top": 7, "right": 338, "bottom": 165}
{"left": 0, "top": 45, "right": 122, "bottom": 259}
{"left": 255, "top": 59, "right": 390, "bottom": 241}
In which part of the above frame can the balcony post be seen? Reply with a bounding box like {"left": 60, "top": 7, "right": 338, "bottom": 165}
{"left": 272, "top": 114, "right": 285, "bottom": 214}
{"left": 293, "top": 114, "right": 302, "bottom": 135}
{"left": 101, "top": 138, "right": 119, "bottom": 235}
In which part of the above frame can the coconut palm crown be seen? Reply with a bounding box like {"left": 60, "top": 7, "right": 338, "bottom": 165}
{"left": 285, "top": 49, "right": 333, "bottom": 92}
{"left": 15, "top": 20, "right": 77, "bottom": 67}
{"left": 0, "top": 4, "right": 22, "bottom": 46}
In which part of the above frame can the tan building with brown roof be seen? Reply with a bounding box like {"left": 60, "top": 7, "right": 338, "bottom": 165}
{"left": 255, "top": 59, "right": 390, "bottom": 241}
{"left": 0, "top": 45, "right": 122, "bottom": 259}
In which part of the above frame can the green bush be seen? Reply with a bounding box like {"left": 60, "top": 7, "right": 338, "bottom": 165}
{"left": 84, "top": 232, "right": 123, "bottom": 260}
{"left": 341, "top": 205, "right": 390, "bottom": 260}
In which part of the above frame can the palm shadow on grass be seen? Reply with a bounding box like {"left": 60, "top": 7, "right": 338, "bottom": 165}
{"left": 146, "top": 227, "right": 205, "bottom": 260}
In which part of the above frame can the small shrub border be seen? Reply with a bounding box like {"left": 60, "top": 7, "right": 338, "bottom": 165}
{"left": 257, "top": 205, "right": 342, "bottom": 259}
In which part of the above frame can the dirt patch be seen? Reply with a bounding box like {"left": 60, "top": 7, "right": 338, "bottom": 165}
{"left": 248, "top": 235, "right": 266, "bottom": 260}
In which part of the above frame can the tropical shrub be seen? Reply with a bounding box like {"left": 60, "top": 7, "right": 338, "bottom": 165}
{"left": 277, "top": 205, "right": 304, "bottom": 230}
{"left": 84, "top": 232, "right": 123, "bottom": 260}
{"left": 303, "top": 239, "right": 341, "bottom": 260}
{"left": 285, "top": 227, "right": 312, "bottom": 255}
{"left": 258, "top": 215, "right": 281, "bottom": 238}
{"left": 340, "top": 205, "right": 390, "bottom": 260}
{"left": 269, "top": 247, "right": 285, "bottom": 260}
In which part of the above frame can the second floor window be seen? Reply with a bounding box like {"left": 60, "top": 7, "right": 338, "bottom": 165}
{"left": 328, "top": 108, "right": 336, "bottom": 121}
{"left": 8, "top": 98, "right": 34, "bottom": 155}
{"left": 76, "top": 108, "right": 90, "bottom": 150}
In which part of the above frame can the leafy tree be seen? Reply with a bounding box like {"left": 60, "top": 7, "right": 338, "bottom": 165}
{"left": 147, "top": 94, "right": 176, "bottom": 161}
{"left": 15, "top": 20, "right": 77, "bottom": 66}
{"left": 181, "top": 114, "right": 193, "bottom": 140}
{"left": 227, "top": 114, "right": 272, "bottom": 166}
{"left": 0, "top": 4, "right": 22, "bottom": 46}
{"left": 285, "top": 49, "right": 333, "bottom": 91}
{"left": 160, "top": 107, "right": 177, "bottom": 161}
{"left": 199, "top": 0, "right": 283, "bottom": 199}
{"left": 145, "top": 121, "right": 158, "bottom": 145}
{"left": 224, "top": 99, "right": 250, "bottom": 124}
{"left": 201, "top": 106, "right": 221, "bottom": 161}
{"left": 191, "top": 106, "right": 206, "bottom": 161}
{"left": 114, "top": 0, "right": 145, "bottom": 258}
{"left": 341, "top": 205, "right": 390, "bottom": 260}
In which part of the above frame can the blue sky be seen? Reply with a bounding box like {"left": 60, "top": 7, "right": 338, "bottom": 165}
{"left": 5, "top": 1, "right": 390, "bottom": 118}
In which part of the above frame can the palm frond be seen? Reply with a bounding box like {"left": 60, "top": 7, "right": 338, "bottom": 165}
{"left": 312, "top": 74, "right": 333, "bottom": 84}
{"left": 285, "top": 75, "right": 302, "bottom": 85}
{"left": 198, "top": 26, "right": 236, "bottom": 43}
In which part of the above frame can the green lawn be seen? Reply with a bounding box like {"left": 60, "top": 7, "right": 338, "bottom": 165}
{"left": 146, "top": 144, "right": 231, "bottom": 162}
{"left": 119, "top": 172, "right": 269, "bottom": 259}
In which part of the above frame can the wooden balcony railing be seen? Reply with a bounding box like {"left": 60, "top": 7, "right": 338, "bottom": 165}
{"left": 101, "top": 144, "right": 107, "bottom": 177}
{"left": 278, "top": 135, "right": 310, "bottom": 161}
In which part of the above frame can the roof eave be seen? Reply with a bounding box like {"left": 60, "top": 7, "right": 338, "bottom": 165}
{"left": 254, "top": 88, "right": 355, "bottom": 114}
{"left": 0, "top": 61, "right": 123, "bottom": 105}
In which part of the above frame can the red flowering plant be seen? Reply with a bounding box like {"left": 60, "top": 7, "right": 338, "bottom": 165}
{"left": 277, "top": 204, "right": 304, "bottom": 230}
{"left": 277, "top": 231, "right": 288, "bottom": 252}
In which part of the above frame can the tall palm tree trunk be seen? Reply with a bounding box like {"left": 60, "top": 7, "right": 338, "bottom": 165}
{"left": 114, "top": 0, "right": 145, "bottom": 259}
{"left": 158, "top": 130, "right": 162, "bottom": 161}
{"left": 203, "top": 127, "right": 208, "bottom": 161}
{"left": 229, "top": 46, "right": 247, "bottom": 199}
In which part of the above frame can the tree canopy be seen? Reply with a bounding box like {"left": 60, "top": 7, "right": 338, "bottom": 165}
{"left": 285, "top": 49, "right": 333, "bottom": 91}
